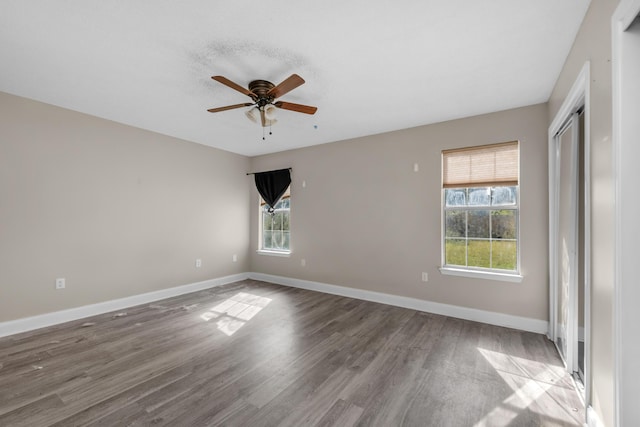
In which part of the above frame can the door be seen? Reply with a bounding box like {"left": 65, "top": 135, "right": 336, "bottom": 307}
{"left": 555, "top": 113, "right": 579, "bottom": 369}
{"left": 577, "top": 110, "right": 586, "bottom": 384}
{"left": 548, "top": 62, "right": 591, "bottom": 410}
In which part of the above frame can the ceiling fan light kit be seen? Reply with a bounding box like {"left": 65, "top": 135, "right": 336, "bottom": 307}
{"left": 245, "top": 108, "right": 259, "bottom": 123}
{"left": 263, "top": 104, "right": 277, "bottom": 121}
{"left": 207, "top": 74, "right": 318, "bottom": 140}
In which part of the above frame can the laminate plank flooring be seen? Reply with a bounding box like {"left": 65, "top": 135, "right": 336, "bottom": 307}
{"left": 0, "top": 280, "right": 584, "bottom": 426}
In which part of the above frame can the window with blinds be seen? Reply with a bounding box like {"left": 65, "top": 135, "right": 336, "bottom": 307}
{"left": 441, "top": 141, "right": 520, "bottom": 274}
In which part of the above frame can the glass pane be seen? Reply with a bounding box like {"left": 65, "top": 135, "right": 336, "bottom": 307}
{"left": 492, "top": 240, "right": 517, "bottom": 270}
{"left": 283, "top": 231, "right": 290, "bottom": 250}
{"left": 445, "top": 189, "right": 466, "bottom": 206}
{"left": 263, "top": 213, "right": 273, "bottom": 231}
{"left": 445, "top": 239, "right": 466, "bottom": 266}
{"left": 491, "top": 186, "right": 517, "bottom": 206}
{"left": 467, "top": 210, "right": 490, "bottom": 238}
{"left": 272, "top": 231, "right": 284, "bottom": 249}
{"left": 468, "top": 187, "right": 490, "bottom": 206}
{"left": 467, "top": 240, "right": 491, "bottom": 268}
{"left": 263, "top": 231, "right": 272, "bottom": 249}
{"left": 491, "top": 210, "right": 516, "bottom": 239}
{"left": 445, "top": 210, "right": 466, "bottom": 238}
{"left": 273, "top": 212, "right": 284, "bottom": 230}
{"left": 282, "top": 212, "right": 290, "bottom": 231}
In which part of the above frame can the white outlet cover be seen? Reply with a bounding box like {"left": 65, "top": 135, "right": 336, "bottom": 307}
{"left": 195, "top": 259, "right": 202, "bottom": 268}
{"left": 55, "top": 278, "right": 65, "bottom": 289}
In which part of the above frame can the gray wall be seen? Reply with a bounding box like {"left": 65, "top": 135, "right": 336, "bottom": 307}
{"left": 0, "top": 92, "right": 251, "bottom": 322}
{"left": 250, "top": 103, "right": 549, "bottom": 321}
{"left": 548, "top": 0, "right": 619, "bottom": 424}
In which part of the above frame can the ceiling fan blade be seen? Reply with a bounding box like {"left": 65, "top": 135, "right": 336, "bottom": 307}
{"left": 274, "top": 101, "right": 318, "bottom": 115}
{"left": 211, "top": 76, "right": 256, "bottom": 98}
{"left": 267, "top": 74, "right": 305, "bottom": 99}
{"left": 207, "top": 103, "right": 253, "bottom": 113}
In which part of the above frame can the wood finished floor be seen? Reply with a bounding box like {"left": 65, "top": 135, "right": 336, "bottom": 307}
{"left": 0, "top": 280, "right": 584, "bottom": 426}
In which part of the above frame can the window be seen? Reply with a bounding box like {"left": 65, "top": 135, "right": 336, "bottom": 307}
{"left": 442, "top": 142, "right": 520, "bottom": 275}
{"left": 260, "top": 186, "right": 290, "bottom": 253}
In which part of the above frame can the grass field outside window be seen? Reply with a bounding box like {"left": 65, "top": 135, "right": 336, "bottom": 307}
{"left": 443, "top": 186, "right": 519, "bottom": 272}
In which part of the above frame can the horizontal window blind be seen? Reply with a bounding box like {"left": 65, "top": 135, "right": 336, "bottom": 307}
{"left": 442, "top": 141, "right": 519, "bottom": 188}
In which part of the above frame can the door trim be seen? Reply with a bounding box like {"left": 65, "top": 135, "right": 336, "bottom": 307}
{"left": 612, "top": 1, "right": 640, "bottom": 425}
{"left": 548, "top": 61, "right": 591, "bottom": 406}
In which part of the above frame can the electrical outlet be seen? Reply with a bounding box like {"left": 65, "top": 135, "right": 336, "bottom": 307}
{"left": 55, "top": 278, "right": 66, "bottom": 289}
{"left": 301, "top": 258, "right": 306, "bottom": 267}
{"left": 232, "top": 254, "right": 237, "bottom": 262}
{"left": 421, "top": 272, "right": 429, "bottom": 282}
{"left": 195, "top": 259, "right": 202, "bottom": 268}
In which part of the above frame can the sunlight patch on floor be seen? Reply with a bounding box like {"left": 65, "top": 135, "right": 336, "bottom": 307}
{"left": 199, "top": 292, "right": 272, "bottom": 336}
{"left": 474, "top": 348, "right": 581, "bottom": 427}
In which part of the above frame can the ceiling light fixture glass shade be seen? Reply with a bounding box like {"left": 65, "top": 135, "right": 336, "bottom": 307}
{"left": 263, "top": 104, "right": 277, "bottom": 121}
{"left": 245, "top": 107, "right": 259, "bottom": 123}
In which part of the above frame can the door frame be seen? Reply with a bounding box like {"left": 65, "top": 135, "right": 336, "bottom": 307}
{"left": 548, "top": 61, "right": 591, "bottom": 404}
{"left": 612, "top": 1, "right": 640, "bottom": 425}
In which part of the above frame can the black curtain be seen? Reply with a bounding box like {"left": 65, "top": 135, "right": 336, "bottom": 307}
{"left": 254, "top": 168, "right": 291, "bottom": 214}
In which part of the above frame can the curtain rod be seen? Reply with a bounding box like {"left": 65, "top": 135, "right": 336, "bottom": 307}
{"left": 246, "top": 167, "right": 292, "bottom": 176}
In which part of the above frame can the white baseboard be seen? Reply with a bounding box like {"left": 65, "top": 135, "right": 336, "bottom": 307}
{"left": 1, "top": 272, "right": 549, "bottom": 338}
{"left": 248, "top": 272, "right": 548, "bottom": 334}
{"left": 586, "top": 406, "right": 604, "bottom": 427}
{"left": 0, "top": 273, "right": 249, "bottom": 338}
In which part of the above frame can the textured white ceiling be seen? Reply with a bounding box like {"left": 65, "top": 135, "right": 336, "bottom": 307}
{"left": 0, "top": 1, "right": 591, "bottom": 156}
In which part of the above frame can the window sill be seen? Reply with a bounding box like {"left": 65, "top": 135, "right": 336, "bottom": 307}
{"left": 439, "top": 267, "right": 523, "bottom": 283}
{"left": 256, "top": 249, "right": 291, "bottom": 258}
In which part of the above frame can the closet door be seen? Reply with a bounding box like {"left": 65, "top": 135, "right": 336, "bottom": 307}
{"left": 555, "top": 113, "right": 579, "bottom": 368}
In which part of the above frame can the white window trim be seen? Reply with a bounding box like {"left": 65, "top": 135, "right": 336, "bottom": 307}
{"left": 258, "top": 193, "right": 291, "bottom": 254}
{"left": 439, "top": 266, "right": 523, "bottom": 283}
{"left": 256, "top": 249, "right": 291, "bottom": 257}
{"left": 441, "top": 186, "right": 521, "bottom": 278}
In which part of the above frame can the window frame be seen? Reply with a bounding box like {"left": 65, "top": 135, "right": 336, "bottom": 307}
{"left": 257, "top": 188, "right": 291, "bottom": 256}
{"left": 440, "top": 142, "right": 523, "bottom": 283}
{"left": 441, "top": 186, "right": 522, "bottom": 281}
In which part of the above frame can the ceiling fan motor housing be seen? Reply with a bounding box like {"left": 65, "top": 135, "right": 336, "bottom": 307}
{"left": 249, "top": 80, "right": 275, "bottom": 107}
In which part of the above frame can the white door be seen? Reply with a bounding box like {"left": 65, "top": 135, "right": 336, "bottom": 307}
{"left": 555, "top": 113, "right": 579, "bottom": 370}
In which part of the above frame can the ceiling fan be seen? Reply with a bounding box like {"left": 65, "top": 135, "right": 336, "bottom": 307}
{"left": 207, "top": 74, "right": 318, "bottom": 127}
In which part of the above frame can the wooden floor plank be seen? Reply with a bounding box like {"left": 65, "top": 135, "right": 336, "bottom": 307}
{"left": 313, "top": 399, "right": 364, "bottom": 427}
{"left": 0, "top": 279, "right": 585, "bottom": 426}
